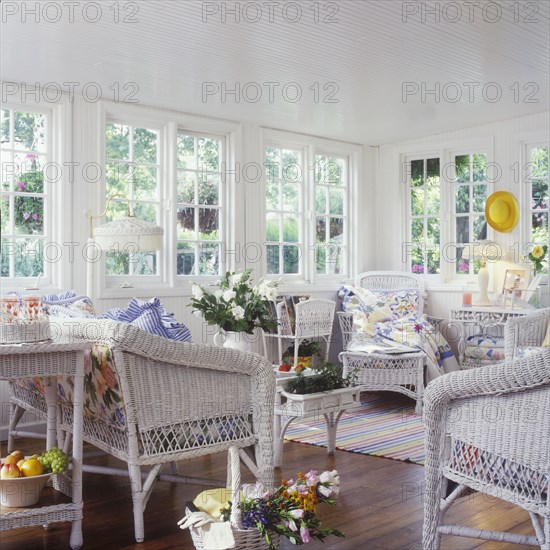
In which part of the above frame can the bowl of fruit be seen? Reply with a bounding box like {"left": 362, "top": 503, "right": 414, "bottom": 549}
{"left": 0, "top": 448, "right": 69, "bottom": 507}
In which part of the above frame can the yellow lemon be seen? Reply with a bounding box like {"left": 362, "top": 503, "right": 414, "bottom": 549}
{"left": 19, "top": 458, "right": 44, "bottom": 477}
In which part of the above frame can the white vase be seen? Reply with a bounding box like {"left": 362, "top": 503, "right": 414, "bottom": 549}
{"left": 213, "top": 331, "right": 254, "bottom": 353}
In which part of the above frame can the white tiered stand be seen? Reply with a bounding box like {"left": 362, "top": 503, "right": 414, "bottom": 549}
{"left": 0, "top": 339, "right": 88, "bottom": 549}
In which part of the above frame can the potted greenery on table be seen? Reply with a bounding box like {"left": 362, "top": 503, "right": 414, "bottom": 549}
{"left": 282, "top": 339, "right": 323, "bottom": 368}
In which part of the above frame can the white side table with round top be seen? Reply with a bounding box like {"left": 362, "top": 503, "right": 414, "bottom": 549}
{"left": 0, "top": 338, "right": 88, "bottom": 549}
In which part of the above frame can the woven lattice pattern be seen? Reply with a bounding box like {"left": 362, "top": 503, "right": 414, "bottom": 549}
{"left": 504, "top": 308, "right": 549, "bottom": 359}
{"left": 422, "top": 344, "right": 550, "bottom": 549}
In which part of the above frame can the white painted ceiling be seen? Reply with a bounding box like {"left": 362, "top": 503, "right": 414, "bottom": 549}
{"left": 2, "top": 0, "right": 549, "bottom": 145}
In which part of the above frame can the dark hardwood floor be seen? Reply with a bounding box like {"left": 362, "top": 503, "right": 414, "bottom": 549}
{"left": 1, "top": 429, "right": 537, "bottom": 549}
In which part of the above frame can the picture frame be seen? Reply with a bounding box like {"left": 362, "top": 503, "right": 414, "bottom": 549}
{"left": 502, "top": 269, "right": 529, "bottom": 296}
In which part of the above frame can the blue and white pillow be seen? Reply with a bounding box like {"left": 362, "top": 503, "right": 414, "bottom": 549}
{"left": 42, "top": 290, "right": 96, "bottom": 318}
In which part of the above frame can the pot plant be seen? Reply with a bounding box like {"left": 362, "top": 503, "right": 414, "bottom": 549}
{"left": 282, "top": 339, "right": 323, "bottom": 368}
{"left": 284, "top": 361, "right": 358, "bottom": 395}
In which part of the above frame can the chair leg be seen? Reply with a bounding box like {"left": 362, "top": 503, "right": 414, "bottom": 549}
{"left": 127, "top": 463, "right": 145, "bottom": 543}
{"left": 8, "top": 404, "right": 26, "bottom": 453}
{"left": 423, "top": 474, "right": 447, "bottom": 550}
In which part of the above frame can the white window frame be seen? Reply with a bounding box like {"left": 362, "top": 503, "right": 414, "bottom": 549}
{"left": 0, "top": 96, "right": 71, "bottom": 293}
{"left": 260, "top": 128, "right": 359, "bottom": 289}
{"left": 98, "top": 102, "right": 241, "bottom": 299}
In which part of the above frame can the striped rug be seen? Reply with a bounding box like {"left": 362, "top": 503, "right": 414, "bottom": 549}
{"left": 283, "top": 392, "right": 425, "bottom": 465}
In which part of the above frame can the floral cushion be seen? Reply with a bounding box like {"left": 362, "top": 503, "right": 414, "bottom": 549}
{"left": 516, "top": 346, "right": 545, "bottom": 359}
{"left": 369, "top": 289, "right": 420, "bottom": 320}
{"left": 338, "top": 285, "right": 393, "bottom": 323}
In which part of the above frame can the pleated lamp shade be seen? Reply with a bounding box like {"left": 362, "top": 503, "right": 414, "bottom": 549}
{"left": 93, "top": 216, "right": 164, "bottom": 251}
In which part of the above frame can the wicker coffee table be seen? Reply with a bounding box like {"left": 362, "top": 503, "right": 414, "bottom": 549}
{"left": 0, "top": 339, "right": 88, "bottom": 549}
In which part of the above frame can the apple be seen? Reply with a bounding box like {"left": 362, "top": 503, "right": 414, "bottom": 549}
{"left": 1, "top": 463, "right": 21, "bottom": 479}
{"left": 278, "top": 363, "right": 292, "bottom": 372}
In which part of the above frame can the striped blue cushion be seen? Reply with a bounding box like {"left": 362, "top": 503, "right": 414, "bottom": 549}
{"left": 100, "top": 298, "right": 192, "bottom": 343}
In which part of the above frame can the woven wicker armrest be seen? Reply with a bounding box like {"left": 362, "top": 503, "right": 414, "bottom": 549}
{"left": 503, "top": 307, "right": 549, "bottom": 359}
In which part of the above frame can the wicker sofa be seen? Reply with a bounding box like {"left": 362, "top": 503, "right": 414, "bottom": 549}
{"left": 8, "top": 318, "right": 276, "bottom": 543}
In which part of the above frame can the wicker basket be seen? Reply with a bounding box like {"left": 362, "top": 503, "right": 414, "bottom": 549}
{"left": 188, "top": 447, "right": 281, "bottom": 550}
{"left": 0, "top": 318, "right": 51, "bottom": 344}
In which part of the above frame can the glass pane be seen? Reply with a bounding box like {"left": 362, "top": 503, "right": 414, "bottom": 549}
{"left": 316, "top": 242, "right": 326, "bottom": 274}
{"left": 427, "top": 250, "right": 440, "bottom": 274}
{"left": 411, "top": 189, "right": 423, "bottom": 216}
{"left": 315, "top": 155, "right": 328, "bottom": 184}
{"left": 410, "top": 159, "right": 424, "bottom": 187}
{"left": 283, "top": 245, "right": 300, "bottom": 274}
{"left": 455, "top": 186, "right": 469, "bottom": 214}
{"left": 532, "top": 212, "right": 548, "bottom": 245}
{"left": 1, "top": 195, "right": 8, "bottom": 233}
{"left": 329, "top": 188, "right": 344, "bottom": 215}
{"left": 282, "top": 182, "right": 299, "bottom": 212}
{"left": 317, "top": 157, "right": 343, "bottom": 185}
{"left": 473, "top": 184, "right": 487, "bottom": 212}
{"left": 456, "top": 247, "right": 470, "bottom": 274}
{"left": 316, "top": 216, "right": 326, "bottom": 242}
{"left": 106, "top": 251, "right": 129, "bottom": 275}
{"left": 427, "top": 217, "right": 440, "bottom": 245}
{"left": 132, "top": 202, "right": 157, "bottom": 224}
{"left": 0, "top": 239, "right": 8, "bottom": 276}
{"left": 14, "top": 111, "right": 46, "bottom": 152}
{"left": 266, "top": 244, "right": 280, "bottom": 274}
{"left": 198, "top": 174, "right": 219, "bottom": 205}
{"left": 455, "top": 155, "right": 469, "bottom": 183}
{"left": 266, "top": 212, "right": 279, "bottom": 242}
{"left": 177, "top": 171, "right": 195, "bottom": 204}
{"left": 12, "top": 238, "right": 44, "bottom": 277}
{"left": 133, "top": 165, "right": 158, "bottom": 200}
{"left": 426, "top": 186, "right": 440, "bottom": 216}
{"left": 14, "top": 196, "right": 43, "bottom": 234}
{"left": 132, "top": 253, "right": 157, "bottom": 275}
{"left": 329, "top": 218, "right": 344, "bottom": 240}
{"left": 16, "top": 160, "right": 44, "bottom": 194}
{"left": 177, "top": 242, "right": 195, "bottom": 275}
{"left": 316, "top": 187, "right": 326, "bottom": 214}
{"left": 177, "top": 135, "right": 195, "bottom": 169}
{"left": 106, "top": 122, "right": 130, "bottom": 160}
{"left": 1, "top": 152, "right": 12, "bottom": 191}
{"left": 282, "top": 215, "right": 299, "bottom": 242}
{"left": 133, "top": 128, "right": 157, "bottom": 164}
{"left": 197, "top": 137, "right": 220, "bottom": 171}
{"left": 198, "top": 243, "right": 219, "bottom": 276}
{"left": 411, "top": 218, "right": 424, "bottom": 240}
{"left": 411, "top": 246, "right": 424, "bottom": 274}
{"left": 199, "top": 208, "right": 219, "bottom": 236}
{"left": 282, "top": 150, "right": 301, "bottom": 183}
{"left": 1, "top": 109, "right": 9, "bottom": 144}
{"left": 105, "top": 199, "right": 127, "bottom": 222}
{"left": 473, "top": 216, "right": 487, "bottom": 241}
{"left": 265, "top": 147, "right": 280, "bottom": 181}
{"left": 456, "top": 216, "right": 469, "bottom": 244}
{"left": 426, "top": 158, "right": 439, "bottom": 185}
{"left": 177, "top": 207, "right": 196, "bottom": 238}
{"left": 530, "top": 147, "right": 548, "bottom": 178}
{"left": 266, "top": 180, "right": 279, "bottom": 211}
{"left": 532, "top": 179, "right": 548, "bottom": 210}
{"left": 472, "top": 153, "right": 487, "bottom": 182}
{"left": 106, "top": 162, "right": 129, "bottom": 196}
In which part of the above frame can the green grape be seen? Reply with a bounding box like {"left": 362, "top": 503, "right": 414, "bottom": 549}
{"left": 39, "top": 447, "right": 70, "bottom": 474}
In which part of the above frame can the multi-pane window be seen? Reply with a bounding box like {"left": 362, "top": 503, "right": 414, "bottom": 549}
{"left": 265, "top": 147, "right": 303, "bottom": 275}
{"left": 176, "top": 133, "right": 223, "bottom": 276}
{"left": 528, "top": 145, "right": 549, "bottom": 253}
{"left": 315, "top": 155, "right": 346, "bottom": 275}
{"left": 453, "top": 153, "right": 488, "bottom": 275}
{"left": 408, "top": 157, "right": 440, "bottom": 274}
{"left": 105, "top": 121, "right": 161, "bottom": 276}
{"left": 1, "top": 109, "right": 48, "bottom": 279}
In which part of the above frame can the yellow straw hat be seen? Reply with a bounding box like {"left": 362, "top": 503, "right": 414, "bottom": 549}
{"left": 485, "top": 191, "right": 519, "bottom": 233}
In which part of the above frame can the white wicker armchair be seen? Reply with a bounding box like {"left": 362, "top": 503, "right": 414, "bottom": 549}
{"left": 338, "top": 271, "right": 426, "bottom": 350}
{"left": 8, "top": 318, "right": 275, "bottom": 543}
{"left": 422, "top": 322, "right": 550, "bottom": 550}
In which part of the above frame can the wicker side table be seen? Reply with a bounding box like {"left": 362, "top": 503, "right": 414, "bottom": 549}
{"left": 340, "top": 350, "right": 426, "bottom": 415}
{"left": 0, "top": 339, "right": 88, "bottom": 549}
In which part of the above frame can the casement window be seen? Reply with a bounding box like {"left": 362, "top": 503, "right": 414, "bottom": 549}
{"left": 452, "top": 153, "right": 488, "bottom": 275}
{"left": 104, "top": 120, "right": 161, "bottom": 277}
{"left": 1, "top": 108, "right": 49, "bottom": 281}
{"left": 526, "top": 144, "right": 549, "bottom": 250}
{"left": 263, "top": 136, "right": 353, "bottom": 282}
{"left": 406, "top": 156, "right": 441, "bottom": 275}
{"left": 176, "top": 132, "right": 224, "bottom": 277}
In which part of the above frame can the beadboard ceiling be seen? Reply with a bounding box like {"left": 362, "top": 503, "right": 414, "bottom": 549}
{"left": 2, "top": 0, "right": 548, "bottom": 145}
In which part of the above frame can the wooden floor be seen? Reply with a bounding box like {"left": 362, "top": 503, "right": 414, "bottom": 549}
{"left": 0, "top": 434, "right": 538, "bottom": 550}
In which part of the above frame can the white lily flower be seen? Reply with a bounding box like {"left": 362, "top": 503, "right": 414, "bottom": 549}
{"left": 191, "top": 284, "right": 204, "bottom": 300}
{"left": 231, "top": 305, "right": 245, "bottom": 320}
{"left": 223, "top": 290, "right": 236, "bottom": 302}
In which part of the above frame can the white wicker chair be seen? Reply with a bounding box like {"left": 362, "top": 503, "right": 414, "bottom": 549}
{"left": 8, "top": 318, "right": 275, "bottom": 543}
{"left": 422, "top": 310, "right": 550, "bottom": 549}
{"left": 262, "top": 298, "right": 336, "bottom": 366}
{"left": 338, "top": 271, "right": 426, "bottom": 350}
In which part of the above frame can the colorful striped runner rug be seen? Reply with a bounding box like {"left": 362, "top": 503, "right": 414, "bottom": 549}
{"left": 283, "top": 392, "right": 425, "bottom": 465}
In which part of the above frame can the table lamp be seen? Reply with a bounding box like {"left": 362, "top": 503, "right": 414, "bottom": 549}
{"left": 461, "top": 240, "right": 502, "bottom": 307}
{"left": 84, "top": 195, "right": 164, "bottom": 300}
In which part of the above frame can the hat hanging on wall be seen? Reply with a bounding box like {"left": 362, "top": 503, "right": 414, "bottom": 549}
{"left": 484, "top": 191, "right": 519, "bottom": 233}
